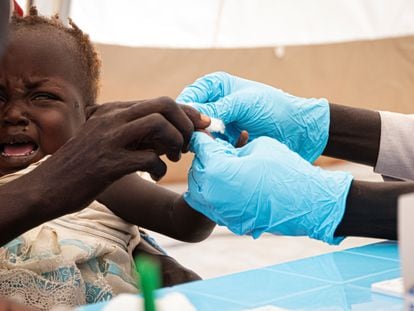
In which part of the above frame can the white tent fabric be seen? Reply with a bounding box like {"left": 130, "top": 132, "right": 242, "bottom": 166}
{"left": 67, "top": 0, "right": 414, "bottom": 48}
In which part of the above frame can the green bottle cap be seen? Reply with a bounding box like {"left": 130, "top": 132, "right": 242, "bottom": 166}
{"left": 135, "top": 255, "right": 161, "bottom": 311}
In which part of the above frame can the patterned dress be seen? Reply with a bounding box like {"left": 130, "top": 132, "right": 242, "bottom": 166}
{"left": 0, "top": 157, "right": 141, "bottom": 310}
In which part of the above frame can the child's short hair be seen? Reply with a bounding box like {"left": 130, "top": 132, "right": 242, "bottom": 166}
{"left": 10, "top": 7, "right": 101, "bottom": 107}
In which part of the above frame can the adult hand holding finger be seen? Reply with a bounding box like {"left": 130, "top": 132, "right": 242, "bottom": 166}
{"left": 86, "top": 98, "right": 211, "bottom": 153}
{"left": 177, "top": 72, "right": 329, "bottom": 162}
{"left": 76, "top": 96, "right": 208, "bottom": 181}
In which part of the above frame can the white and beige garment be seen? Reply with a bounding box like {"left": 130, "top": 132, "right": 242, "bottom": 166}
{"left": 0, "top": 157, "right": 141, "bottom": 310}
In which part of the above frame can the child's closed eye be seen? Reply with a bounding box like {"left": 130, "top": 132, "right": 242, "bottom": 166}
{"left": 32, "top": 92, "right": 59, "bottom": 101}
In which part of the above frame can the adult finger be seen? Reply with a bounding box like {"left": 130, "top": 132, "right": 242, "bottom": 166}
{"left": 118, "top": 97, "right": 194, "bottom": 152}
{"left": 113, "top": 148, "right": 167, "bottom": 181}
{"left": 125, "top": 150, "right": 168, "bottom": 181}
{"left": 176, "top": 72, "right": 234, "bottom": 104}
{"left": 179, "top": 105, "right": 211, "bottom": 130}
{"left": 178, "top": 104, "right": 211, "bottom": 153}
{"left": 88, "top": 101, "right": 146, "bottom": 119}
{"left": 119, "top": 113, "right": 184, "bottom": 162}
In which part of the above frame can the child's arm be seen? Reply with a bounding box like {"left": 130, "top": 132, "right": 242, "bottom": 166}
{"left": 98, "top": 173, "right": 216, "bottom": 242}
{"left": 0, "top": 99, "right": 204, "bottom": 246}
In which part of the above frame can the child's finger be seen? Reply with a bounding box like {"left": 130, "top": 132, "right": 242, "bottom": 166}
{"left": 235, "top": 130, "right": 249, "bottom": 148}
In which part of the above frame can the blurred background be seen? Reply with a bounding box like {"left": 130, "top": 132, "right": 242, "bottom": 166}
{"left": 14, "top": 0, "right": 414, "bottom": 279}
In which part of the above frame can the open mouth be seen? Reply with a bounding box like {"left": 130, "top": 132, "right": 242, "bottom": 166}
{"left": 0, "top": 136, "right": 39, "bottom": 158}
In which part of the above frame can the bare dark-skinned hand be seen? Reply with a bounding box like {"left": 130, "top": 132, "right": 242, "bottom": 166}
{"left": 80, "top": 97, "right": 208, "bottom": 181}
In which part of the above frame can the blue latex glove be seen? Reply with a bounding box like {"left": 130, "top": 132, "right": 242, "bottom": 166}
{"left": 177, "top": 72, "right": 329, "bottom": 163}
{"left": 184, "top": 132, "right": 353, "bottom": 245}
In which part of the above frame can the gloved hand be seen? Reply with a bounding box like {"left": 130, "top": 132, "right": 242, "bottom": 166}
{"left": 184, "top": 132, "right": 353, "bottom": 245}
{"left": 177, "top": 72, "right": 330, "bottom": 162}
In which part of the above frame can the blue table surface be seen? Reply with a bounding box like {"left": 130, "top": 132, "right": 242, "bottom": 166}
{"left": 80, "top": 241, "right": 402, "bottom": 310}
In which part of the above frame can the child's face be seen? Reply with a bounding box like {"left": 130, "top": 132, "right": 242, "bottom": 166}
{"left": 0, "top": 29, "right": 86, "bottom": 176}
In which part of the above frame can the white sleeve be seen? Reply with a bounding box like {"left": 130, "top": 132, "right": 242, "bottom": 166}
{"left": 374, "top": 111, "right": 414, "bottom": 181}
